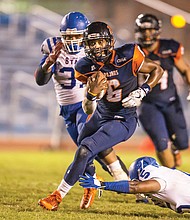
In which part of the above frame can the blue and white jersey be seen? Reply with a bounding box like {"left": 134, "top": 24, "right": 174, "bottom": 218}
{"left": 40, "top": 37, "right": 85, "bottom": 106}
{"left": 139, "top": 165, "right": 190, "bottom": 213}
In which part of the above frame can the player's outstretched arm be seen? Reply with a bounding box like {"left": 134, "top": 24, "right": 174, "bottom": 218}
{"left": 79, "top": 173, "right": 161, "bottom": 194}
{"left": 34, "top": 41, "right": 63, "bottom": 86}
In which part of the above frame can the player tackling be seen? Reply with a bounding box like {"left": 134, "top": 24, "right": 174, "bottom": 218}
{"left": 80, "top": 156, "right": 190, "bottom": 214}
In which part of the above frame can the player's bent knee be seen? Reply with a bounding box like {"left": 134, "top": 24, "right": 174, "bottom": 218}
{"left": 77, "top": 145, "right": 92, "bottom": 159}
{"left": 174, "top": 136, "right": 189, "bottom": 150}
{"left": 155, "top": 139, "right": 168, "bottom": 152}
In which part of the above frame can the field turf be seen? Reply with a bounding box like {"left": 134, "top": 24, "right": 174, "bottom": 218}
{"left": 0, "top": 150, "right": 190, "bottom": 220}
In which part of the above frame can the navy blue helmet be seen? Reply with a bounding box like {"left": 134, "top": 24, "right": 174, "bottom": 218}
{"left": 60, "top": 12, "right": 90, "bottom": 53}
{"left": 135, "top": 14, "right": 162, "bottom": 47}
{"left": 83, "top": 21, "right": 114, "bottom": 62}
{"left": 129, "top": 156, "right": 159, "bottom": 180}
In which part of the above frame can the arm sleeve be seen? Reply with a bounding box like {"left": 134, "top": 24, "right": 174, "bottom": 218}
{"left": 102, "top": 180, "right": 130, "bottom": 193}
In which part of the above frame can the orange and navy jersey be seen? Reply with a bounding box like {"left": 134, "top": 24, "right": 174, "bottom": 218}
{"left": 75, "top": 43, "right": 145, "bottom": 114}
{"left": 141, "top": 39, "right": 183, "bottom": 106}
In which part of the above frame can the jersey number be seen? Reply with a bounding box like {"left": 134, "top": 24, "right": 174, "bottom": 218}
{"left": 140, "top": 170, "right": 150, "bottom": 179}
{"left": 106, "top": 79, "right": 122, "bottom": 102}
{"left": 158, "top": 70, "right": 168, "bottom": 90}
{"left": 57, "top": 67, "right": 83, "bottom": 89}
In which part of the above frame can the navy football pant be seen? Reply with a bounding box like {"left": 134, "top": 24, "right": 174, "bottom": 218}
{"left": 139, "top": 100, "right": 188, "bottom": 152}
{"left": 64, "top": 109, "right": 137, "bottom": 186}
{"left": 60, "top": 102, "right": 113, "bottom": 173}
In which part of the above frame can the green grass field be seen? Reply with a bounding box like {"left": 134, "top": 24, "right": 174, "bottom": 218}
{"left": 0, "top": 150, "right": 190, "bottom": 220}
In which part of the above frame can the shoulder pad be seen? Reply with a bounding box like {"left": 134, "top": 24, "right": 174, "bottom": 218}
{"left": 160, "top": 39, "right": 180, "bottom": 53}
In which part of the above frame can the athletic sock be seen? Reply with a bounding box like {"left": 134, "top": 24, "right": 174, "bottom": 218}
{"left": 107, "top": 160, "right": 129, "bottom": 180}
{"left": 57, "top": 179, "right": 73, "bottom": 198}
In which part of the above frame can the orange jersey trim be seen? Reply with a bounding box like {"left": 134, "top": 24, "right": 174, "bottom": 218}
{"left": 75, "top": 70, "right": 94, "bottom": 84}
{"left": 174, "top": 44, "right": 183, "bottom": 64}
{"left": 75, "top": 70, "right": 88, "bottom": 83}
{"left": 132, "top": 45, "right": 145, "bottom": 76}
{"left": 110, "top": 49, "right": 133, "bottom": 68}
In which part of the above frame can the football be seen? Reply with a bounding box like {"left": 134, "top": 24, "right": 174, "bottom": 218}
{"left": 90, "top": 71, "right": 108, "bottom": 99}
{"left": 97, "top": 88, "right": 107, "bottom": 99}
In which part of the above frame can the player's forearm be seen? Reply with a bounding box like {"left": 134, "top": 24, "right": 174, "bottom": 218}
{"left": 146, "top": 65, "right": 164, "bottom": 89}
{"left": 141, "top": 58, "right": 164, "bottom": 89}
{"left": 34, "top": 65, "right": 53, "bottom": 86}
{"left": 82, "top": 97, "right": 97, "bottom": 115}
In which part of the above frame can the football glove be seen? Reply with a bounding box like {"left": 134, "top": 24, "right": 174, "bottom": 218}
{"left": 79, "top": 173, "right": 103, "bottom": 189}
{"left": 122, "top": 88, "right": 146, "bottom": 108}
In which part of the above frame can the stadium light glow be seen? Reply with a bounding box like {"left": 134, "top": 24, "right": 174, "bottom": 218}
{"left": 171, "top": 15, "right": 186, "bottom": 28}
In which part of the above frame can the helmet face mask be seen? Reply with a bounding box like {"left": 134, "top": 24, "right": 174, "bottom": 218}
{"left": 135, "top": 14, "right": 162, "bottom": 48}
{"left": 60, "top": 12, "right": 90, "bottom": 54}
{"left": 61, "top": 33, "right": 83, "bottom": 54}
{"left": 83, "top": 22, "right": 114, "bottom": 62}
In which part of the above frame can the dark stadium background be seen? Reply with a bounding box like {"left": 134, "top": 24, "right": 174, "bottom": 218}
{"left": 0, "top": 0, "right": 189, "bottom": 151}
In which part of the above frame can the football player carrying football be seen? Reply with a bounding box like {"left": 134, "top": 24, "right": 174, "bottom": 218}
{"left": 37, "top": 21, "right": 162, "bottom": 211}
{"left": 135, "top": 14, "right": 190, "bottom": 168}
{"left": 80, "top": 156, "right": 190, "bottom": 214}
{"left": 35, "top": 12, "right": 129, "bottom": 211}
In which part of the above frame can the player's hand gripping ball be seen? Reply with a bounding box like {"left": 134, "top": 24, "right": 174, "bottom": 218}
{"left": 87, "top": 71, "right": 108, "bottom": 99}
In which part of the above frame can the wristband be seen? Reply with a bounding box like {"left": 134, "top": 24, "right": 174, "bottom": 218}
{"left": 88, "top": 90, "right": 97, "bottom": 96}
{"left": 141, "top": 83, "right": 151, "bottom": 94}
{"left": 102, "top": 180, "right": 129, "bottom": 193}
{"left": 86, "top": 91, "right": 97, "bottom": 101}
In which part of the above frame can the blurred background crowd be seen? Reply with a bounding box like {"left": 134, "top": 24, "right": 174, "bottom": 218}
{"left": 0, "top": 0, "right": 189, "bottom": 150}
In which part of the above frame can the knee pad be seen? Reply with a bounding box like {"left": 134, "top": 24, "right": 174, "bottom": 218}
{"left": 78, "top": 146, "right": 90, "bottom": 157}
{"left": 76, "top": 145, "right": 92, "bottom": 160}
{"left": 155, "top": 138, "right": 168, "bottom": 152}
{"left": 172, "top": 136, "right": 189, "bottom": 151}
